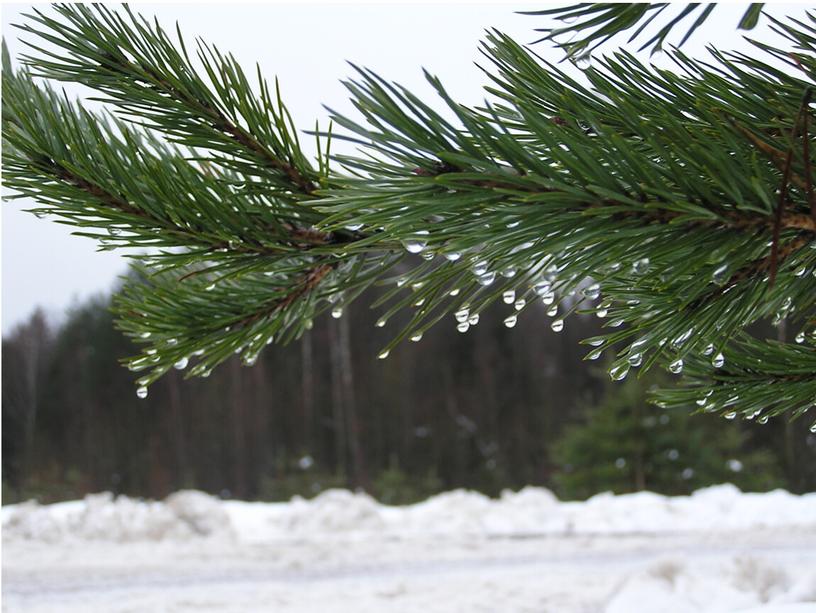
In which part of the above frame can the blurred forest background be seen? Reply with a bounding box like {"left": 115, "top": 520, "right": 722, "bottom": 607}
{"left": 4, "top": 268, "right": 816, "bottom": 505}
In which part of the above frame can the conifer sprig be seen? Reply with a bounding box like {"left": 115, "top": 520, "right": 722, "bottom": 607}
{"left": 3, "top": 3, "right": 815, "bottom": 425}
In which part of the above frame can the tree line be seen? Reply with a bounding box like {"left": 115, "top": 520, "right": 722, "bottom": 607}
{"left": 3, "top": 275, "right": 814, "bottom": 504}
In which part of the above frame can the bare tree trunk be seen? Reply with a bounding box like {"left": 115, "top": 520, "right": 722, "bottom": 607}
{"left": 328, "top": 320, "right": 347, "bottom": 481}
{"left": 300, "top": 331, "right": 315, "bottom": 453}
{"left": 339, "top": 311, "right": 368, "bottom": 490}
{"left": 229, "top": 358, "right": 248, "bottom": 498}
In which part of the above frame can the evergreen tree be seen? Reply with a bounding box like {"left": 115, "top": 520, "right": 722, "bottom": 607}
{"left": 3, "top": 4, "right": 816, "bottom": 428}
{"left": 551, "top": 371, "right": 782, "bottom": 499}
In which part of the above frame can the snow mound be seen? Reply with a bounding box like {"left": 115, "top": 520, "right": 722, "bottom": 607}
{"left": 2, "top": 490, "right": 231, "bottom": 543}
{"left": 3, "top": 484, "right": 816, "bottom": 544}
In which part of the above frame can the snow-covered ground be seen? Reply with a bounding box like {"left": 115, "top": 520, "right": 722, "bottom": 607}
{"left": 3, "top": 485, "right": 816, "bottom": 612}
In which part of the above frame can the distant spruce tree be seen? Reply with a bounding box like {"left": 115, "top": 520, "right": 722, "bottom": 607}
{"left": 3, "top": 4, "right": 816, "bottom": 428}
{"left": 551, "top": 372, "right": 782, "bottom": 499}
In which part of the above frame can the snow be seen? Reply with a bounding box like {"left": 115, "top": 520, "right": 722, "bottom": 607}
{"left": 3, "top": 484, "right": 816, "bottom": 612}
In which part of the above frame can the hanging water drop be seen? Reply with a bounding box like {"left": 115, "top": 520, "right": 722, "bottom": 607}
{"left": 628, "top": 353, "right": 643, "bottom": 367}
{"left": 410, "top": 332, "right": 423, "bottom": 342}
{"left": 403, "top": 231, "right": 429, "bottom": 254}
{"left": 457, "top": 321, "right": 470, "bottom": 333}
{"left": 501, "top": 266, "right": 517, "bottom": 278}
{"left": 810, "top": 423, "right": 816, "bottom": 433}
{"left": 609, "top": 363, "right": 630, "bottom": 381}
{"left": 534, "top": 281, "right": 551, "bottom": 296}
{"left": 669, "top": 358, "right": 684, "bottom": 374}
{"left": 468, "top": 313, "right": 480, "bottom": 326}
{"left": 541, "top": 290, "right": 556, "bottom": 305}
{"left": 504, "top": 314, "right": 518, "bottom": 328}
{"left": 587, "top": 348, "right": 603, "bottom": 360}
{"left": 583, "top": 283, "right": 601, "bottom": 300}
{"left": 108, "top": 226, "right": 122, "bottom": 237}
{"left": 546, "top": 304, "right": 558, "bottom": 317}
{"left": 140, "top": 332, "right": 152, "bottom": 339}
{"left": 455, "top": 308, "right": 470, "bottom": 323}
{"left": 205, "top": 283, "right": 215, "bottom": 291}
{"left": 471, "top": 260, "right": 489, "bottom": 276}
{"left": 712, "top": 264, "right": 728, "bottom": 285}
{"left": 551, "top": 319, "right": 564, "bottom": 332}
{"left": 702, "top": 343, "right": 714, "bottom": 356}
{"left": 375, "top": 318, "right": 386, "bottom": 328}
{"left": 758, "top": 415, "right": 769, "bottom": 424}
{"left": 421, "top": 251, "right": 435, "bottom": 261}
{"left": 477, "top": 271, "right": 496, "bottom": 286}
{"left": 174, "top": 357, "right": 189, "bottom": 370}
{"left": 136, "top": 386, "right": 148, "bottom": 399}
{"left": 724, "top": 411, "right": 737, "bottom": 420}
{"left": 331, "top": 306, "right": 343, "bottom": 319}
{"left": 712, "top": 352, "right": 725, "bottom": 368}
{"left": 345, "top": 223, "right": 363, "bottom": 232}
{"left": 608, "top": 318, "right": 624, "bottom": 328}
{"left": 502, "top": 289, "right": 516, "bottom": 304}
{"left": 632, "top": 258, "right": 650, "bottom": 275}
{"left": 449, "top": 288, "right": 461, "bottom": 296}
{"left": 396, "top": 277, "right": 407, "bottom": 287}
{"left": 444, "top": 251, "right": 462, "bottom": 262}
{"left": 796, "top": 331, "right": 806, "bottom": 344}
{"left": 377, "top": 349, "right": 390, "bottom": 360}
{"left": 672, "top": 328, "right": 693, "bottom": 348}
{"left": 514, "top": 298, "right": 526, "bottom": 311}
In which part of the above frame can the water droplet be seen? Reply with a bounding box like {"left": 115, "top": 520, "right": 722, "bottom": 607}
{"left": 758, "top": 415, "right": 769, "bottom": 424}
{"left": 702, "top": 343, "right": 714, "bottom": 356}
{"left": 541, "top": 290, "right": 555, "bottom": 305}
{"left": 396, "top": 277, "right": 407, "bottom": 287}
{"left": 140, "top": 332, "right": 152, "bottom": 339}
{"left": 672, "top": 328, "right": 693, "bottom": 348}
{"left": 444, "top": 251, "right": 462, "bottom": 262}
{"left": 205, "top": 283, "right": 215, "bottom": 291}
{"left": 609, "top": 363, "right": 630, "bottom": 381}
{"left": 414, "top": 298, "right": 426, "bottom": 307}
{"left": 502, "top": 290, "right": 516, "bottom": 304}
{"left": 449, "top": 288, "right": 461, "bottom": 296}
{"left": 174, "top": 357, "right": 188, "bottom": 370}
{"left": 810, "top": 423, "right": 816, "bottom": 433}
{"left": 455, "top": 308, "right": 470, "bottom": 323}
{"left": 471, "top": 260, "right": 489, "bottom": 276}
{"left": 608, "top": 318, "right": 624, "bottom": 328}
{"left": 696, "top": 397, "right": 707, "bottom": 407}
{"left": 583, "top": 283, "right": 601, "bottom": 300}
{"left": 587, "top": 348, "right": 603, "bottom": 360}
{"left": 712, "top": 352, "right": 725, "bottom": 368}
{"left": 403, "top": 231, "right": 429, "bottom": 254}
{"left": 628, "top": 353, "right": 643, "bottom": 367}
{"left": 795, "top": 266, "right": 808, "bottom": 277}
{"left": 166, "top": 338, "right": 178, "bottom": 346}
{"left": 796, "top": 332, "right": 806, "bottom": 344}
{"left": 136, "top": 386, "right": 148, "bottom": 399}
{"left": 712, "top": 264, "right": 728, "bottom": 285}
{"left": 506, "top": 220, "right": 521, "bottom": 229}
{"left": 551, "top": 319, "right": 564, "bottom": 332}
{"left": 477, "top": 271, "right": 496, "bottom": 286}
{"left": 108, "top": 226, "right": 122, "bottom": 237}
{"left": 534, "top": 281, "right": 552, "bottom": 296}
{"left": 632, "top": 258, "right": 650, "bottom": 275}
{"left": 377, "top": 349, "right": 390, "bottom": 360}
{"left": 546, "top": 304, "right": 558, "bottom": 317}
{"left": 514, "top": 298, "right": 526, "bottom": 311}
{"left": 724, "top": 411, "right": 737, "bottom": 420}
{"left": 410, "top": 332, "right": 423, "bottom": 342}
{"left": 596, "top": 306, "right": 608, "bottom": 318}
{"left": 375, "top": 318, "right": 386, "bottom": 328}
{"left": 468, "top": 313, "right": 480, "bottom": 326}
{"left": 243, "top": 353, "right": 258, "bottom": 366}
{"left": 504, "top": 314, "right": 518, "bottom": 328}
{"left": 501, "top": 266, "right": 517, "bottom": 278}
{"left": 331, "top": 306, "right": 343, "bottom": 319}
{"left": 457, "top": 321, "right": 470, "bottom": 333}
{"left": 669, "top": 358, "right": 683, "bottom": 374}
{"left": 588, "top": 338, "right": 604, "bottom": 347}
{"left": 345, "top": 223, "right": 363, "bottom": 232}
{"left": 421, "top": 251, "right": 435, "bottom": 261}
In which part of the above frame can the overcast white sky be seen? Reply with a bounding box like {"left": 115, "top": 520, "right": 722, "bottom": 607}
{"left": 1, "top": 2, "right": 809, "bottom": 334}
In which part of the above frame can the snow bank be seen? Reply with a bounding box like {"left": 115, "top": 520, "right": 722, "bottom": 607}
{"left": 3, "top": 484, "right": 815, "bottom": 544}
